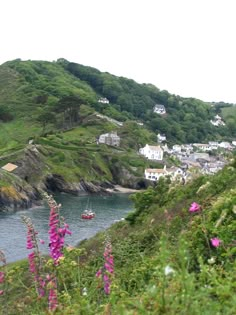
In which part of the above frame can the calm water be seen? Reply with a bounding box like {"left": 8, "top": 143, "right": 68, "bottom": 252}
{"left": 0, "top": 193, "right": 134, "bottom": 263}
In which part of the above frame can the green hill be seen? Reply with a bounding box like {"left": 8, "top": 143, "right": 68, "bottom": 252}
{"left": 0, "top": 58, "right": 235, "bottom": 151}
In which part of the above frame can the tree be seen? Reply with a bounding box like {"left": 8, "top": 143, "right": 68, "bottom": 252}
{"left": 37, "top": 111, "right": 56, "bottom": 133}
{"left": 0, "top": 106, "right": 14, "bottom": 122}
{"left": 54, "top": 95, "right": 84, "bottom": 128}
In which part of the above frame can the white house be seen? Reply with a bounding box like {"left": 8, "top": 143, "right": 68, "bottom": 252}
{"left": 145, "top": 166, "right": 184, "bottom": 182}
{"left": 139, "top": 144, "right": 163, "bottom": 160}
{"left": 193, "top": 143, "right": 211, "bottom": 151}
{"left": 172, "top": 145, "right": 182, "bottom": 153}
{"left": 98, "top": 131, "right": 120, "bottom": 146}
{"left": 219, "top": 141, "right": 232, "bottom": 149}
{"left": 98, "top": 97, "right": 109, "bottom": 104}
{"left": 145, "top": 168, "right": 167, "bottom": 181}
{"left": 210, "top": 115, "right": 225, "bottom": 126}
{"left": 208, "top": 141, "right": 219, "bottom": 150}
{"left": 153, "top": 104, "right": 166, "bottom": 115}
{"left": 157, "top": 133, "right": 166, "bottom": 143}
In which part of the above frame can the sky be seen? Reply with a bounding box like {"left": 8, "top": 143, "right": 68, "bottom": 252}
{"left": 1, "top": 0, "right": 236, "bottom": 104}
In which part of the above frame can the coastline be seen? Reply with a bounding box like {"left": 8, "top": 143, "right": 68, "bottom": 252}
{"left": 106, "top": 185, "right": 144, "bottom": 194}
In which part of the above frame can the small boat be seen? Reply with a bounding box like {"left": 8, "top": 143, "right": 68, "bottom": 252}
{"left": 81, "top": 209, "right": 95, "bottom": 220}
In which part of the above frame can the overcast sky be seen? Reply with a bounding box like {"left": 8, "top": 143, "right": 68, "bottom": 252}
{"left": 1, "top": 0, "right": 236, "bottom": 103}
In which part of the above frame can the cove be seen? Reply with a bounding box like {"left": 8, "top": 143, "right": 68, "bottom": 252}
{"left": 0, "top": 193, "right": 134, "bottom": 263}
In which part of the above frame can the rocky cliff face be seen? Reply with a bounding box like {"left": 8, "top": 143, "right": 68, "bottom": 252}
{"left": 0, "top": 144, "right": 144, "bottom": 211}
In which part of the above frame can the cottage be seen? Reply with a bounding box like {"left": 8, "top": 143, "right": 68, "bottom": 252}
{"left": 172, "top": 145, "right": 182, "bottom": 153}
{"left": 219, "top": 141, "right": 232, "bottom": 149}
{"left": 210, "top": 115, "right": 225, "bottom": 126}
{"left": 153, "top": 104, "right": 166, "bottom": 115}
{"left": 208, "top": 141, "right": 219, "bottom": 150}
{"left": 98, "top": 131, "right": 120, "bottom": 146}
{"left": 139, "top": 144, "right": 163, "bottom": 161}
{"left": 145, "top": 168, "right": 167, "bottom": 181}
{"left": 145, "top": 166, "right": 184, "bottom": 182}
{"left": 157, "top": 133, "right": 166, "bottom": 143}
{"left": 98, "top": 97, "right": 109, "bottom": 104}
{"left": 193, "top": 143, "right": 211, "bottom": 151}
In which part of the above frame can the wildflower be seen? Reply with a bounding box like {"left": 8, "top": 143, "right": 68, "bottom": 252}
{"left": 164, "top": 265, "right": 175, "bottom": 276}
{"left": 210, "top": 237, "right": 221, "bottom": 247}
{"left": 48, "top": 277, "right": 58, "bottom": 312}
{"left": 0, "top": 290, "right": 4, "bottom": 295}
{"left": 96, "top": 238, "right": 114, "bottom": 295}
{"left": 47, "top": 197, "right": 71, "bottom": 264}
{"left": 189, "top": 202, "right": 201, "bottom": 212}
{"left": 39, "top": 239, "right": 45, "bottom": 245}
{"left": 207, "top": 257, "right": 216, "bottom": 264}
{"left": 22, "top": 215, "right": 45, "bottom": 297}
{"left": 0, "top": 272, "right": 4, "bottom": 283}
{"left": 96, "top": 269, "right": 102, "bottom": 278}
{"left": 82, "top": 287, "right": 87, "bottom": 296}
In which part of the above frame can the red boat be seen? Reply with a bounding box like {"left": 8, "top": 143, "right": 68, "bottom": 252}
{"left": 81, "top": 210, "right": 95, "bottom": 220}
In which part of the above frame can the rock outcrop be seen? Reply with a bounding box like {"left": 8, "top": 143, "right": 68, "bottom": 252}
{"left": 0, "top": 144, "right": 146, "bottom": 211}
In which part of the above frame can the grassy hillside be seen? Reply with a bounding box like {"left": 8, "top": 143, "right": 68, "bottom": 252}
{"left": 0, "top": 58, "right": 235, "bottom": 156}
{"left": 1, "top": 160, "right": 235, "bottom": 314}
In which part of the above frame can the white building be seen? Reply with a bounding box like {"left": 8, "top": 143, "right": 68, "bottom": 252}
{"left": 145, "top": 166, "right": 184, "bottom": 182}
{"left": 98, "top": 131, "right": 120, "bottom": 146}
{"left": 98, "top": 97, "right": 109, "bottom": 104}
{"left": 193, "top": 143, "right": 211, "bottom": 151}
{"left": 172, "top": 145, "right": 182, "bottom": 152}
{"left": 139, "top": 144, "right": 163, "bottom": 160}
{"left": 208, "top": 141, "right": 219, "bottom": 150}
{"left": 145, "top": 168, "right": 167, "bottom": 181}
{"left": 210, "top": 115, "right": 225, "bottom": 126}
{"left": 157, "top": 133, "right": 166, "bottom": 143}
{"left": 153, "top": 104, "right": 166, "bottom": 115}
{"left": 219, "top": 141, "right": 232, "bottom": 149}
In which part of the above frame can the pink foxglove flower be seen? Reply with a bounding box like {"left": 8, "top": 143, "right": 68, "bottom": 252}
{"left": 0, "top": 272, "right": 4, "bottom": 283}
{"left": 210, "top": 237, "right": 221, "bottom": 247}
{"left": 96, "top": 238, "right": 114, "bottom": 295}
{"left": 46, "top": 195, "right": 71, "bottom": 264}
{"left": 22, "top": 215, "right": 45, "bottom": 297}
{"left": 189, "top": 202, "right": 201, "bottom": 212}
{"left": 48, "top": 277, "right": 58, "bottom": 312}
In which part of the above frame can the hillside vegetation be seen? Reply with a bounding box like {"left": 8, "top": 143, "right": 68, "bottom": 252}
{"left": 0, "top": 158, "right": 235, "bottom": 314}
{"left": 0, "top": 58, "right": 236, "bottom": 152}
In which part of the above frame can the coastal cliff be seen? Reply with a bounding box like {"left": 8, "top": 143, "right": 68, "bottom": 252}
{"left": 0, "top": 144, "right": 148, "bottom": 211}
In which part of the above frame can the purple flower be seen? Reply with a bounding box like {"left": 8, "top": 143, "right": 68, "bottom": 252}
{"left": 210, "top": 237, "right": 221, "bottom": 247}
{"left": 0, "top": 272, "right": 4, "bottom": 283}
{"left": 189, "top": 202, "right": 201, "bottom": 212}
{"left": 96, "top": 239, "right": 114, "bottom": 295}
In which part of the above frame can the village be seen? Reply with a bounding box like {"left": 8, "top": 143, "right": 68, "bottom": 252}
{"left": 96, "top": 101, "right": 236, "bottom": 184}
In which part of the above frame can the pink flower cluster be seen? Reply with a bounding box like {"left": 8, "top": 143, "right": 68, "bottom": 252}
{"left": 48, "top": 276, "right": 58, "bottom": 312}
{"left": 189, "top": 202, "right": 222, "bottom": 249}
{"left": 189, "top": 202, "right": 201, "bottom": 212}
{"left": 0, "top": 271, "right": 4, "bottom": 283}
{"left": 0, "top": 250, "right": 6, "bottom": 296}
{"left": 210, "top": 237, "right": 221, "bottom": 247}
{"left": 48, "top": 205, "right": 71, "bottom": 264}
{"left": 22, "top": 215, "right": 45, "bottom": 297}
{"left": 96, "top": 240, "right": 114, "bottom": 295}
